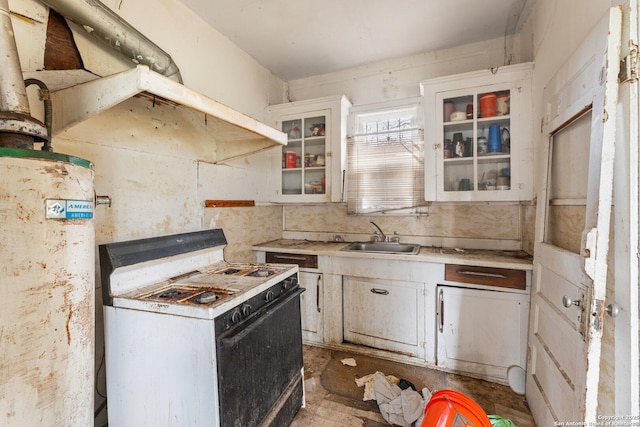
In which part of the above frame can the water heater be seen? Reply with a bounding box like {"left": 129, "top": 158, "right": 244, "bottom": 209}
{"left": 0, "top": 148, "right": 95, "bottom": 426}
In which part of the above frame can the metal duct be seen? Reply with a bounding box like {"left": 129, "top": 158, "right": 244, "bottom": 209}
{"left": 0, "top": 0, "right": 47, "bottom": 149}
{"left": 40, "top": 0, "right": 183, "bottom": 83}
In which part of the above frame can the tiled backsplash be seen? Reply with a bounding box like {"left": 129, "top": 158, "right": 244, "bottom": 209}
{"left": 203, "top": 205, "right": 284, "bottom": 262}
{"left": 284, "top": 203, "right": 534, "bottom": 252}
{"left": 204, "top": 202, "right": 535, "bottom": 262}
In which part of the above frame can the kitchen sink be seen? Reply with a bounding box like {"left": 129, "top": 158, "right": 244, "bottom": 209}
{"left": 341, "top": 241, "right": 421, "bottom": 255}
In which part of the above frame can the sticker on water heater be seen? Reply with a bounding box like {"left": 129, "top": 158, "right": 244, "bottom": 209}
{"left": 45, "top": 199, "right": 94, "bottom": 219}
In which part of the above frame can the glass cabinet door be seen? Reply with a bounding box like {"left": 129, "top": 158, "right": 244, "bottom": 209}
{"left": 441, "top": 89, "right": 511, "bottom": 194}
{"left": 422, "top": 63, "right": 532, "bottom": 202}
{"left": 281, "top": 114, "right": 327, "bottom": 196}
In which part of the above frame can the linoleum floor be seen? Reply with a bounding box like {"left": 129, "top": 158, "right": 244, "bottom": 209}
{"left": 291, "top": 345, "right": 537, "bottom": 427}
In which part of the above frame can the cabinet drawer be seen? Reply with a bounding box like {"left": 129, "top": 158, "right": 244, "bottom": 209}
{"left": 266, "top": 252, "right": 318, "bottom": 269}
{"left": 445, "top": 264, "right": 526, "bottom": 290}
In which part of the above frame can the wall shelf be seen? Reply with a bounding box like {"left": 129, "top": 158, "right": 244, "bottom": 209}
{"left": 48, "top": 65, "right": 287, "bottom": 163}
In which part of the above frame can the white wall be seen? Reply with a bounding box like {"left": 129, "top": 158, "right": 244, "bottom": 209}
{"left": 287, "top": 35, "right": 530, "bottom": 106}
{"left": 100, "top": 0, "right": 285, "bottom": 121}
{"left": 12, "top": 0, "right": 287, "bottom": 240}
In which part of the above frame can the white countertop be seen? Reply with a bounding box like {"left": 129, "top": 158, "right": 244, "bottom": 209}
{"left": 253, "top": 239, "right": 533, "bottom": 271}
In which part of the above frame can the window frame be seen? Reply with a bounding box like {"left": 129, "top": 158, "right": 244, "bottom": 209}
{"left": 346, "top": 97, "right": 427, "bottom": 215}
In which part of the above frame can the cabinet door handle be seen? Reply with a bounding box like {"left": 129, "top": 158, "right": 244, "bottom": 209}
{"left": 456, "top": 269, "right": 508, "bottom": 279}
{"left": 439, "top": 288, "right": 444, "bottom": 333}
{"left": 370, "top": 288, "right": 389, "bottom": 295}
{"left": 273, "top": 254, "right": 308, "bottom": 261}
{"left": 316, "top": 275, "right": 321, "bottom": 312}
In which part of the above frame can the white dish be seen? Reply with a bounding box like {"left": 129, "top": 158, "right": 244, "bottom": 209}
{"left": 497, "top": 185, "right": 510, "bottom": 190}
{"left": 449, "top": 111, "right": 467, "bottom": 121}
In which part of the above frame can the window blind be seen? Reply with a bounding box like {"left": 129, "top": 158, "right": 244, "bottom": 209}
{"left": 347, "top": 107, "right": 425, "bottom": 214}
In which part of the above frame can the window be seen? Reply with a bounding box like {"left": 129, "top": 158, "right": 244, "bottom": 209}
{"left": 347, "top": 104, "right": 425, "bottom": 214}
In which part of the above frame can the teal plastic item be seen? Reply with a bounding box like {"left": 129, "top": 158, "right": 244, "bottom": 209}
{"left": 488, "top": 415, "right": 517, "bottom": 427}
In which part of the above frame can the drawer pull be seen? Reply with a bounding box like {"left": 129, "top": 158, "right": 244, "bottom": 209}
{"left": 456, "top": 269, "right": 508, "bottom": 279}
{"left": 370, "top": 288, "right": 389, "bottom": 295}
{"left": 273, "top": 254, "right": 308, "bottom": 261}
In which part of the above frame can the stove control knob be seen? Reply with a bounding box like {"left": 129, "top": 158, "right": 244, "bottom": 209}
{"left": 241, "top": 304, "right": 252, "bottom": 317}
{"left": 265, "top": 290, "right": 275, "bottom": 302}
{"left": 283, "top": 276, "right": 297, "bottom": 290}
{"left": 230, "top": 309, "right": 242, "bottom": 324}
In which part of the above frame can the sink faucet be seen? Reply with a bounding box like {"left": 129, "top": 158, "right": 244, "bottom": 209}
{"left": 370, "top": 221, "right": 389, "bottom": 242}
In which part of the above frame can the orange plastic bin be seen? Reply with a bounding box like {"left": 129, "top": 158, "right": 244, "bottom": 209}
{"left": 421, "top": 390, "right": 492, "bottom": 427}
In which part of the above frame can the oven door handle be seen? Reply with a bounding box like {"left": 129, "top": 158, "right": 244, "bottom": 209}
{"left": 217, "top": 288, "right": 305, "bottom": 346}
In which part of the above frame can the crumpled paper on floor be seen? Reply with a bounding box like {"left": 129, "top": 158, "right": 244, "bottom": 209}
{"left": 356, "top": 371, "right": 432, "bottom": 426}
{"left": 341, "top": 358, "right": 357, "bottom": 367}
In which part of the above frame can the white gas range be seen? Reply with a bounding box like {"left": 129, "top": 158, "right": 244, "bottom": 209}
{"left": 99, "top": 229, "right": 304, "bottom": 427}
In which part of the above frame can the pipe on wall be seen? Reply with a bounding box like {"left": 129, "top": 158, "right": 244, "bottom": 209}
{"left": 0, "top": 0, "right": 183, "bottom": 149}
{"left": 0, "top": 0, "right": 47, "bottom": 149}
{"left": 39, "top": 0, "right": 183, "bottom": 83}
{"left": 24, "top": 79, "right": 53, "bottom": 152}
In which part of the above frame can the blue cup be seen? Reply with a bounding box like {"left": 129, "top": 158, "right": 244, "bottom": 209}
{"left": 488, "top": 124, "right": 502, "bottom": 153}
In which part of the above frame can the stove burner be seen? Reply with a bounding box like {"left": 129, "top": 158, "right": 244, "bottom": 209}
{"left": 212, "top": 265, "right": 278, "bottom": 277}
{"left": 248, "top": 268, "right": 271, "bottom": 277}
{"left": 159, "top": 289, "right": 182, "bottom": 298}
{"left": 195, "top": 292, "right": 218, "bottom": 304}
{"left": 144, "top": 284, "right": 239, "bottom": 306}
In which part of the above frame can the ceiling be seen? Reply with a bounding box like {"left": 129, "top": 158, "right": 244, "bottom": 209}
{"left": 176, "top": 0, "right": 533, "bottom": 81}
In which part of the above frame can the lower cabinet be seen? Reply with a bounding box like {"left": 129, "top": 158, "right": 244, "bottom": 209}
{"left": 258, "top": 248, "right": 531, "bottom": 384}
{"left": 343, "top": 276, "right": 425, "bottom": 359}
{"left": 298, "top": 271, "right": 323, "bottom": 344}
{"left": 436, "top": 285, "right": 528, "bottom": 383}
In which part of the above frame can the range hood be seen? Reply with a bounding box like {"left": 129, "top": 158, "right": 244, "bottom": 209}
{"left": 49, "top": 65, "right": 287, "bottom": 162}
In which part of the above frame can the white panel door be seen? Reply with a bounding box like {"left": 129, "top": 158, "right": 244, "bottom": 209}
{"left": 343, "top": 276, "right": 425, "bottom": 358}
{"left": 437, "top": 286, "right": 528, "bottom": 384}
{"left": 527, "top": 8, "right": 621, "bottom": 426}
{"left": 299, "top": 271, "right": 323, "bottom": 343}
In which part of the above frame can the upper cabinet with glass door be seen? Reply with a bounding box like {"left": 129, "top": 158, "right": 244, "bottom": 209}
{"left": 420, "top": 63, "right": 533, "bottom": 202}
{"left": 268, "top": 95, "right": 352, "bottom": 203}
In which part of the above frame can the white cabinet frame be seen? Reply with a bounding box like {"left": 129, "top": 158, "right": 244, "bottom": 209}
{"left": 421, "top": 63, "right": 534, "bottom": 202}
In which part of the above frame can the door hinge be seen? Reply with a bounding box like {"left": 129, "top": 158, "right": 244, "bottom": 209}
{"left": 619, "top": 45, "right": 639, "bottom": 83}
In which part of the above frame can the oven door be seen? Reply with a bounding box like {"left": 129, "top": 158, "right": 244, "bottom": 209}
{"left": 215, "top": 288, "right": 304, "bottom": 426}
